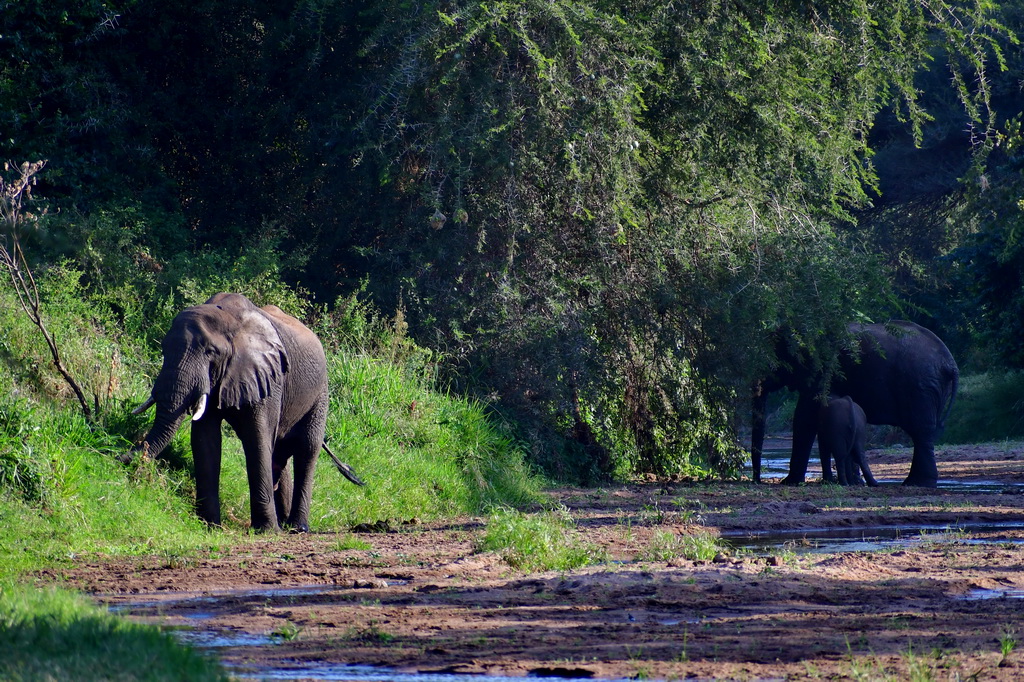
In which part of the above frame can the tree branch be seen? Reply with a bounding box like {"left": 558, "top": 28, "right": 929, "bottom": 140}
{"left": 0, "top": 160, "right": 94, "bottom": 423}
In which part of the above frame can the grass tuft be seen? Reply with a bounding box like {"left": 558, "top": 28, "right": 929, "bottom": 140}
{"left": 479, "top": 506, "right": 607, "bottom": 572}
{"left": 637, "top": 529, "right": 725, "bottom": 562}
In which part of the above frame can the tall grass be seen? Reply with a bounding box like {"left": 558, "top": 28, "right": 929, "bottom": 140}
{"left": 0, "top": 584, "right": 227, "bottom": 681}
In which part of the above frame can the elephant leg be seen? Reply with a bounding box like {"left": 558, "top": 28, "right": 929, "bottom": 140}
{"left": 851, "top": 438, "right": 875, "bottom": 486}
{"left": 848, "top": 460, "right": 862, "bottom": 484}
{"left": 284, "top": 395, "right": 327, "bottom": 532}
{"left": 783, "top": 394, "right": 817, "bottom": 485}
{"left": 191, "top": 417, "right": 223, "bottom": 526}
{"left": 819, "top": 442, "right": 840, "bottom": 485}
{"left": 820, "top": 448, "right": 836, "bottom": 484}
{"left": 856, "top": 454, "right": 877, "bottom": 487}
{"left": 273, "top": 456, "right": 293, "bottom": 527}
{"left": 233, "top": 407, "right": 281, "bottom": 532}
{"left": 834, "top": 453, "right": 850, "bottom": 485}
{"left": 904, "top": 428, "right": 938, "bottom": 488}
{"left": 751, "top": 391, "right": 767, "bottom": 483}
{"left": 285, "top": 440, "right": 319, "bottom": 533}
{"left": 846, "top": 458, "right": 866, "bottom": 485}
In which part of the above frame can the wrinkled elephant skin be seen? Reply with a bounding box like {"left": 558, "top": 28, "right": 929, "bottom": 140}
{"left": 125, "top": 293, "right": 330, "bottom": 532}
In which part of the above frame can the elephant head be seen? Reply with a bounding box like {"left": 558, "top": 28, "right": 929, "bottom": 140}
{"left": 126, "top": 297, "right": 287, "bottom": 461}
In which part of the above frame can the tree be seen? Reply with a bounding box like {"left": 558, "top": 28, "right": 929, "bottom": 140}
{"left": 0, "top": 160, "right": 94, "bottom": 422}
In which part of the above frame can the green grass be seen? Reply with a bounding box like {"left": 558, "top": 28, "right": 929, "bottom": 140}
{"left": 479, "top": 506, "right": 607, "bottom": 572}
{"left": 0, "top": 584, "right": 228, "bottom": 681}
{"left": 0, "top": 277, "right": 544, "bottom": 583}
{"left": 331, "top": 534, "right": 373, "bottom": 551}
{"left": 636, "top": 529, "right": 725, "bottom": 562}
{"left": 0, "top": 399, "right": 221, "bottom": 583}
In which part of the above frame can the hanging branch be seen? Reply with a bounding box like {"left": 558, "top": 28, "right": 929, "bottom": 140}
{"left": 0, "top": 160, "right": 94, "bottom": 423}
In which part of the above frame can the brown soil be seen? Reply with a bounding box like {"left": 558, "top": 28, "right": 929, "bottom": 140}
{"left": 50, "top": 443, "right": 1024, "bottom": 680}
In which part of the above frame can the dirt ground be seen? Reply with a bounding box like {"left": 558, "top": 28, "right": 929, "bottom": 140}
{"left": 51, "top": 443, "right": 1024, "bottom": 681}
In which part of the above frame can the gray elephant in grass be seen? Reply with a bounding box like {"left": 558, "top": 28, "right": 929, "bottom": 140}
{"left": 818, "top": 396, "right": 877, "bottom": 486}
{"left": 121, "top": 293, "right": 363, "bottom": 532}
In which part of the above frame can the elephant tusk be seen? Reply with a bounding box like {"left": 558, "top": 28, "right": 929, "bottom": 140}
{"left": 192, "top": 393, "right": 209, "bottom": 421}
{"left": 132, "top": 395, "right": 156, "bottom": 415}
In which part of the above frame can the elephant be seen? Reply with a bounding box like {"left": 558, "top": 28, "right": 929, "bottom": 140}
{"left": 818, "top": 395, "right": 876, "bottom": 486}
{"left": 122, "top": 292, "right": 363, "bottom": 532}
{"left": 751, "top": 321, "right": 958, "bottom": 487}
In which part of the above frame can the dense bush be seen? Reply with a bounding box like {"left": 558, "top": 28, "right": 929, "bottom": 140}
{"left": 1, "top": 1, "right": 1020, "bottom": 480}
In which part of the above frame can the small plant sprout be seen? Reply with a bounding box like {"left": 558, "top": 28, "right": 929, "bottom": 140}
{"left": 1000, "top": 627, "right": 1018, "bottom": 659}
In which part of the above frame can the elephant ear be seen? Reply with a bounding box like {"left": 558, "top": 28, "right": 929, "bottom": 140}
{"left": 219, "top": 308, "right": 289, "bottom": 409}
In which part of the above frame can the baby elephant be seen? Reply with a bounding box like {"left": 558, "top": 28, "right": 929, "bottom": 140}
{"left": 818, "top": 395, "right": 878, "bottom": 486}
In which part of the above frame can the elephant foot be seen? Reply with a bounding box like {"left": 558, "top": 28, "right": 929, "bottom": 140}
{"left": 901, "top": 475, "right": 937, "bottom": 488}
{"left": 780, "top": 475, "right": 805, "bottom": 486}
{"left": 250, "top": 521, "right": 282, "bottom": 533}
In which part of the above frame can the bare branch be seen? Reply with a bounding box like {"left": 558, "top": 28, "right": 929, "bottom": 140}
{"left": 0, "top": 160, "right": 94, "bottom": 423}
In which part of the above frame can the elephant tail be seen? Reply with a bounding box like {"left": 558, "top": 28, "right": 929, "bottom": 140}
{"left": 937, "top": 364, "right": 960, "bottom": 434}
{"left": 322, "top": 442, "right": 367, "bottom": 486}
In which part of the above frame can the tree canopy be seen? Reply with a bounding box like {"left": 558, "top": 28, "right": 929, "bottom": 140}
{"left": 1, "top": 0, "right": 1019, "bottom": 478}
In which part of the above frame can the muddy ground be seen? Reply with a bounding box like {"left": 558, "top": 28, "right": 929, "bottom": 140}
{"left": 52, "top": 443, "right": 1024, "bottom": 681}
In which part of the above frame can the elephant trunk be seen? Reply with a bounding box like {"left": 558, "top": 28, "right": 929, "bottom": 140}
{"left": 120, "top": 387, "right": 207, "bottom": 465}
{"left": 751, "top": 387, "right": 767, "bottom": 483}
{"left": 142, "top": 405, "right": 190, "bottom": 458}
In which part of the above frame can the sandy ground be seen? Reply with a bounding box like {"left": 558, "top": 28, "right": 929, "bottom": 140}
{"left": 48, "top": 443, "right": 1024, "bottom": 680}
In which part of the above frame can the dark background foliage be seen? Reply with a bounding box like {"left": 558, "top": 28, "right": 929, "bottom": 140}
{"left": 1, "top": 0, "right": 1020, "bottom": 480}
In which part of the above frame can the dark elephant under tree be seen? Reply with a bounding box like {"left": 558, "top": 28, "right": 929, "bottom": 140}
{"left": 751, "top": 321, "right": 959, "bottom": 488}
{"left": 122, "top": 292, "right": 360, "bottom": 532}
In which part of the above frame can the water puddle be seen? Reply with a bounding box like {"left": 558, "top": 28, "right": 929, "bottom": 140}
{"left": 758, "top": 451, "right": 1024, "bottom": 493}
{"left": 171, "top": 627, "right": 276, "bottom": 648}
{"left": 229, "top": 662, "right": 644, "bottom": 682}
{"left": 936, "top": 480, "right": 1024, "bottom": 494}
{"left": 958, "top": 588, "right": 1024, "bottom": 600}
{"left": 109, "top": 582, "right": 398, "bottom": 616}
{"left": 722, "top": 521, "right": 1024, "bottom": 554}
{"left": 111, "top": 585, "right": 709, "bottom": 682}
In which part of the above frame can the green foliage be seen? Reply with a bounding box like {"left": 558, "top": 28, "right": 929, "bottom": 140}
{"left": 941, "top": 372, "right": 1024, "bottom": 443}
{"left": 347, "top": 0, "right": 1008, "bottom": 478}
{"left": 479, "top": 506, "right": 607, "bottom": 572}
{"left": 0, "top": 585, "right": 228, "bottom": 681}
{"left": 637, "top": 530, "right": 725, "bottom": 563}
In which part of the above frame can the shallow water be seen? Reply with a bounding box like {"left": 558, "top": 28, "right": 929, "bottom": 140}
{"left": 230, "top": 662, "right": 643, "bottom": 682}
{"left": 758, "top": 451, "right": 1024, "bottom": 493}
{"left": 109, "top": 583, "right": 397, "bottom": 615}
{"left": 172, "top": 627, "right": 275, "bottom": 648}
{"left": 958, "top": 588, "right": 1024, "bottom": 600}
{"left": 722, "top": 520, "right": 1024, "bottom": 554}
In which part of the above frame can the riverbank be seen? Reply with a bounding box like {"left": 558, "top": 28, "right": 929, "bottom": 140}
{"left": 51, "top": 442, "right": 1024, "bottom": 680}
